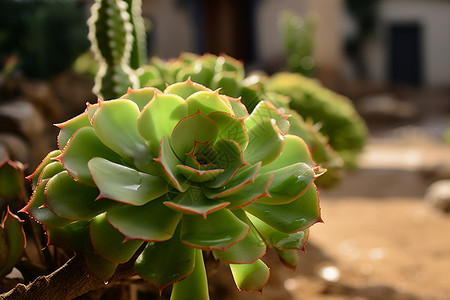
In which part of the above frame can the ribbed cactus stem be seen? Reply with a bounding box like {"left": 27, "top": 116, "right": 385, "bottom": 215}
{"left": 124, "top": 0, "right": 148, "bottom": 69}
{"left": 88, "top": 0, "right": 139, "bottom": 100}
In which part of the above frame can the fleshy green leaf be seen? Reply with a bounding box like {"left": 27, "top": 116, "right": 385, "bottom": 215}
{"left": 227, "top": 96, "right": 248, "bottom": 119}
{"left": 176, "top": 165, "right": 224, "bottom": 183}
{"left": 38, "top": 161, "right": 65, "bottom": 181}
{"left": 84, "top": 239, "right": 118, "bottom": 279}
{"left": 107, "top": 197, "right": 182, "bottom": 241}
{"left": 135, "top": 229, "right": 196, "bottom": 291}
{"left": 257, "top": 163, "right": 315, "bottom": 205}
{"left": 22, "top": 178, "right": 72, "bottom": 228}
{"left": 260, "top": 134, "right": 316, "bottom": 173}
{"left": 217, "top": 172, "right": 273, "bottom": 209}
{"left": 274, "top": 249, "right": 298, "bottom": 270}
{"left": 90, "top": 213, "right": 143, "bottom": 263}
{"left": 59, "top": 127, "right": 122, "bottom": 187}
{"left": 229, "top": 259, "right": 270, "bottom": 292}
{"left": 185, "top": 90, "right": 233, "bottom": 116}
{"left": 245, "top": 185, "right": 321, "bottom": 233}
{"left": 213, "top": 210, "right": 266, "bottom": 264}
{"left": 92, "top": 99, "right": 153, "bottom": 171}
{"left": 170, "top": 249, "right": 209, "bottom": 300}
{"left": 245, "top": 101, "right": 290, "bottom": 135}
{"left": 47, "top": 221, "right": 90, "bottom": 252}
{"left": 0, "top": 160, "right": 22, "bottom": 199}
{"left": 164, "top": 79, "right": 209, "bottom": 99}
{"left": 0, "top": 210, "right": 26, "bottom": 277}
{"left": 154, "top": 136, "right": 189, "bottom": 192}
{"left": 88, "top": 157, "right": 170, "bottom": 206}
{"left": 164, "top": 186, "right": 229, "bottom": 218}
{"left": 203, "top": 162, "right": 262, "bottom": 199}
{"left": 56, "top": 112, "right": 92, "bottom": 150}
{"left": 45, "top": 171, "right": 116, "bottom": 221}
{"left": 204, "top": 139, "right": 246, "bottom": 188}
{"left": 120, "top": 87, "right": 159, "bottom": 110}
{"left": 208, "top": 111, "right": 248, "bottom": 150}
{"left": 170, "top": 111, "right": 218, "bottom": 160}
{"left": 248, "top": 214, "right": 309, "bottom": 250}
{"left": 244, "top": 118, "right": 284, "bottom": 165}
{"left": 138, "top": 93, "right": 187, "bottom": 155}
{"left": 26, "top": 150, "right": 61, "bottom": 189}
{"left": 180, "top": 209, "right": 249, "bottom": 251}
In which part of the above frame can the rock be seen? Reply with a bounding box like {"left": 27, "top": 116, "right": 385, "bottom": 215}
{"left": 0, "top": 134, "right": 28, "bottom": 163}
{"left": 0, "top": 100, "right": 46, "bottom": 139}
{"left": 358, "top": 93, "right": 418, "bottom": 120}
{"left": 425, "top": 179, "right": 450, "bottom": 213}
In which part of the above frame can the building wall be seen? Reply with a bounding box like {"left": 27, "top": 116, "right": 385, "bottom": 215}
{"left": 256, "top": 0, "right": 343, "bottom": 80}
{"left": 142, "top": 0, "right": 194, "bottom": 59}
{"left": 376, "top": 0, "right": 450, "bottom": 87}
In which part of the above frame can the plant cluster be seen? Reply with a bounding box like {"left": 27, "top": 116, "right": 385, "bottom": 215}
{"left": 23, "top": 81, "right": 322, "bottom": 298}
{"left": 280, "top": 11, "right": 316, "bottom": 77}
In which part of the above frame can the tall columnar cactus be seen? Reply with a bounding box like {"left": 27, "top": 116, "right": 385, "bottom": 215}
{"left": 24, "top": 80, "right": 323, "bottom": 298}
{"left": 88, "top": 0, "right": 139, "bottom": 100}
{"left": 123, "top": 0, "right": 147, "bottom": 69}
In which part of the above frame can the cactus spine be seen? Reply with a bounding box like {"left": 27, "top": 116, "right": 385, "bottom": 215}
{"left": 123, "top": 0, "right": 147, "bottom": 69}
{"left": 88, "top": 0, "right": 139, "bottom": 100}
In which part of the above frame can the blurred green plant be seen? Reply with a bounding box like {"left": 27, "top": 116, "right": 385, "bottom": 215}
{"left": 280, "top": 11, "right": 316, "bottom": 77}
{"left": 266, "top": 72, "right": 368, "bottom": 168}
{"left": 0, "top": 0, "right": 89, "bottom": 79}
{"left": 23, "top": 80, "right": 323, "bottom": 298}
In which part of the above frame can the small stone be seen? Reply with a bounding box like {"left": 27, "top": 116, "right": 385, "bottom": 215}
{"left": 425, "top": 179, "right": 450, "bottom": 213}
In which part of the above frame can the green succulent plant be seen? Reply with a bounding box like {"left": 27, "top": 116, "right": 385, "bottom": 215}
{"left": 24, "top": 80, "right": 322, "bottom": 298}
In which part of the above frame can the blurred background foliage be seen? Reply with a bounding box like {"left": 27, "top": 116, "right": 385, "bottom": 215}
{"left": 0, "top": 0, "right": 90, "bottom": 79}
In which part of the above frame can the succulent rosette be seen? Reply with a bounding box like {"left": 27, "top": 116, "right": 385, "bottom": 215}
{"left": 23, "top": 79, "right": 322, "bottom": 298}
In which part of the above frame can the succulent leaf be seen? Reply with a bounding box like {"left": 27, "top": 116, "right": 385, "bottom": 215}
{"left": 244, "top": 118, "right": 284, "bottom": 165}
{"left": 88, "top": 157, "right": 169, "bottom": 206}
{"left": 59, "top": 127, "right": 122, "bottom": 187}
{"left": 135, "top": 228, "right": 196, "bottom": 291}
{"left": 90, "top": 213, "right": 143, "bottom": 263}
{"left": 245, "top": 184, "right": 321, "bottom": 233}
{"left": 170, "top": 249, "right": 209, "bottom": 300}
{"left": 230, "top": 259, "right": 270, "bottom": 292}
{"left": 45, "top": 171, "right": 116, "bottom": 221}
{"left": 164, "top": 185, "right": 229, "bottom": 218}
{"left": 212, "top": 210, "right": 266, "bottom": 264}
{"left": 47, "top": 221, "right": 90, "bottom": 252}
{"left": 138, "top": 93, "right": 188, "bottom": 155}
{"left": 274, "top": 249, "right": 298, "bottom": 270}
{"left": 106, "top": 197, "right": 182, "bottom": 241}
{"left": 180, "top": 209, "right": 249, "bottom": 251}
{"left": 0, "top": 210, "right": 26, "bottom": 277}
